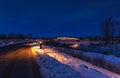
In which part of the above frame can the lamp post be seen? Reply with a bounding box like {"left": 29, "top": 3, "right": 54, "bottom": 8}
{"left": 39, "top": 42, "right": 43, "bottom": 49}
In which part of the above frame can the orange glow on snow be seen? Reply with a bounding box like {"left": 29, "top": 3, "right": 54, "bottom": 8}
{"left": 71, "top": 43, "right": 79, "bottom": 48}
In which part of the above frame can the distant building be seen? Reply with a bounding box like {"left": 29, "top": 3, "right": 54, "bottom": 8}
{"left": 55, "top": 37, "right": 80, "bottom": 48}
{"left": 56, "top": 37, "right": 80, "bottom": 41}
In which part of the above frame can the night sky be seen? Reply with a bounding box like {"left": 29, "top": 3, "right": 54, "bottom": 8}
{"left": 0, "top": 0, "right": 120, "bottom": 37}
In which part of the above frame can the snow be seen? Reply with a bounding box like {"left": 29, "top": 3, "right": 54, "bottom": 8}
{"left": 33, "top": 46, "right": 81, "bottom": 78}
{"left": 51, "top": 46, "right": 120, "bottom": 78}
{"left": 36, "top": 55, "right": 81, "bottom": 78}
{"left": 0, "top": 40, "right": 32, "bottom": 47}
{"left": 32, "top": 45, "right": 120, "bottom": 78}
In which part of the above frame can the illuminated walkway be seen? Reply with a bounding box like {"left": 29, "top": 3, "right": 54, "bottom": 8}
{"left": 0, "top": 43, "right": 41, "bottom": 78}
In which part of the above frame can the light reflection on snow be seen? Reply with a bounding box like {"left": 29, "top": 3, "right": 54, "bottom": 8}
{"left": 33, "top": 46, "right": 45, "bottom": 55}
{"left": 41, "top": 47, "right": 115, "bottom": 78}
{"left": 71, "top": 43, "right": 79, "bottom": 48}
{"left": 33, "top": 45, "right": 118, "bottom": 78}
{"left": 43, "top": 48, "right": 81, "bottom": 71}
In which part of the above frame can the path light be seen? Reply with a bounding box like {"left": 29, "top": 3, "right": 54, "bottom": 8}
{"left": 39, "top": 41, "right": 43, "bottom": 49}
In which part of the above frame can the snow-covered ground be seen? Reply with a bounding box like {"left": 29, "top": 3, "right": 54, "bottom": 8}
{"left": 53, "top": 46, "right": 120, "bottom": 75}
{"left": 0, "top": 40, "right": 32, "bottom": 47}
{"left": 56, "top": 40, "right": 120, "bottom": 55}
{"left": 32, "top": 44, "right": 120, "bottom": 78}
{"left": 37, "top": 54, "right": 81, "bottom": 78}
{"left": 32, "top": 46, "right": 81, "bottom": 78}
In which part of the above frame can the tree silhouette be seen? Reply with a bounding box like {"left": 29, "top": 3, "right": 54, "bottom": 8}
{"left": 25, "top": 32, "right": 32, "bottom": 39}
{"left": 100, "top": 17, "right": 115, "bottom": 45}
{"left": 8, "top": 32, "right": 16, "bottom": 39}
{"left": 0, "top": 34, "right": 7, "bottom": 40}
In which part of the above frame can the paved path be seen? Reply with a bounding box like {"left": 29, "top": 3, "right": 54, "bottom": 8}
{"left": 0, "top": 43, "right": 41, "bottom": 78}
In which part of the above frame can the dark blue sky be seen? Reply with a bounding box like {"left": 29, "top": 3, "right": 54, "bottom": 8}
{"left": 0, "top": 0, "right": 120, "bottom": 37}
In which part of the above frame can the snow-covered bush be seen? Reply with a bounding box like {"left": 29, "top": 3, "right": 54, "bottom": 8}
{"left": 54, "top": 46, "right": 120, "bottom": 74}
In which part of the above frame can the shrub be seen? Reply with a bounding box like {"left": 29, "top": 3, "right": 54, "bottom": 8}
{"left": 102, "top": 51, "right": 111, "bottom": 55}
{"left": 92, "top": 57, "right": 105, "bottom": 67}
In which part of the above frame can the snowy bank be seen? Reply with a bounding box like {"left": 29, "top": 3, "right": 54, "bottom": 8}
{"left": 33, "top": 46, "right": 113, "bottom": 78}
{"left": 52, "top": 46, "right": 120, "bottom": 75}
{"left": 33, "top": 46, "right": 81, "bottom": 78}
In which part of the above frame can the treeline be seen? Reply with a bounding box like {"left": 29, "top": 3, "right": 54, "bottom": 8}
{"left": 78, "top": 17, "right": 120, "bottom": 45}
{"left": 0, "top": 32, "right": 33, "bottom": 40}
{"left": 100, "top": 17, "right": 120, "bottom": 45}
{"left": 78, "top": 36, "right": 103, "bottom": 41}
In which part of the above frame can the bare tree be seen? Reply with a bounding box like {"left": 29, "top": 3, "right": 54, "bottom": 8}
{"left": 0, "top": 34, "right": 7, "bottom": 40}
{"left": 116, "top": 22, "right": 120, "bottom": 43}
{"left": 100, "top": 17, "right": 115, "bottom": 45}
{"left": 8, "top": 32, "right": 16, "bottom": 39}
{"left": 109, "top": 17, "right": 115, "bottom": 44}
{"left": 118, "top": 24, "right": 120, "bottom": 43}
{"left": 16, "top": 33, "right": 25, "bottom": 40}
{"left": 26, "top": 32, "right": 32, "bottom": 39}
